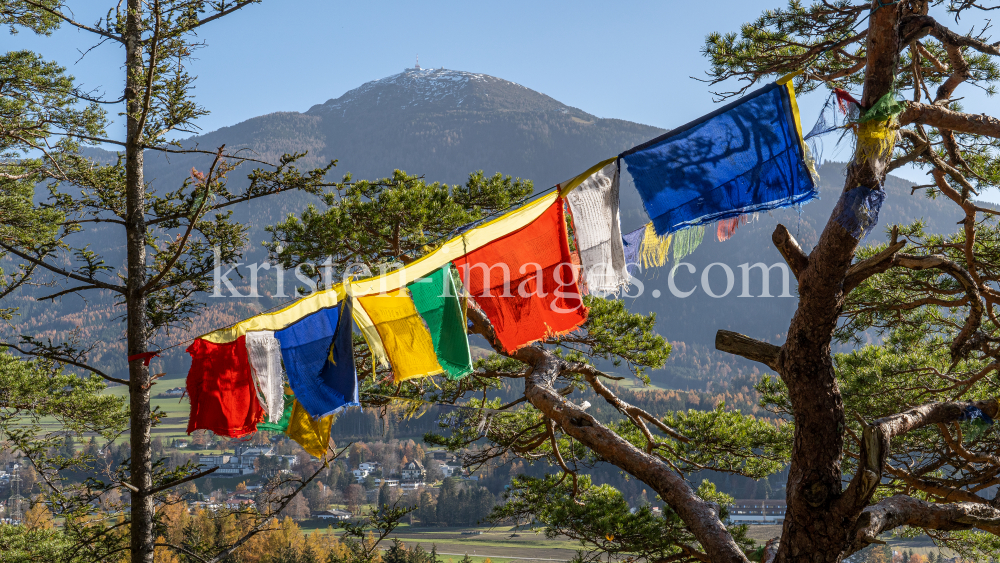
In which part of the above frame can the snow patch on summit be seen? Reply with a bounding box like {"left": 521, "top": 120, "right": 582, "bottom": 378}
{"left": 308, "top": 68, "right": 533, "bottom": 114}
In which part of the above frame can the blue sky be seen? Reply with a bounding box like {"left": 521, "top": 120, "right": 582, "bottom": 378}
{"left": 7, "top": 0, "right": 998, "bottom": 199}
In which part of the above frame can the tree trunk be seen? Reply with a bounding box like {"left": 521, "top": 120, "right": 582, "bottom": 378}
{"left": 124, "top": 2, "right": 153, "bottom": 562}
{"left": 774, "top": 4, "right": 902, "bottom": 561}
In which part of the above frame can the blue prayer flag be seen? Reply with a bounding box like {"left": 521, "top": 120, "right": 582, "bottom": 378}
{"left": 621, "top": 80, "right": 817, "bottom": 235}
{"left": 622, "top": 225, "right": 645, "bottom": 274}
{"left": 275, "top": 299, "right": 358, "bottom": 419}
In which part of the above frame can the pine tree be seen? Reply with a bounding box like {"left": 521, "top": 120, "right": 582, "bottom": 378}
{"left": 1, "top": 4, "right": 334, "bottom": 562}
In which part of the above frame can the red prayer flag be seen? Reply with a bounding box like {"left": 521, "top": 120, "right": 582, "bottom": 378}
{"left": 716, "top": 215, "right": 748, "bottom": 242}
{"left": 186, "top": 336, "right": 264, "bottom": 438}
{"left": 128, "top": 351, "right": 160, "bottom": 366}
{"left": 453, "top": 199, "right": 588, "bottom": 352}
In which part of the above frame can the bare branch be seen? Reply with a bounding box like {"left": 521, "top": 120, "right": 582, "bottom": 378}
{"left": 900, "top": 15, "right": 1000, "bottom": 58}
{"left": 851, "top": 495, "right": 1000, "bottom": 553}
{"left": 189, "top": 1, "right": 258, "bottom": 29}
{"left": 841, "top": 399, "right": 998, "bottom": 513}
{"left": 715, "top": 330, "right": 781, "bottom": 371}
{"left": 38, "top": 285, "right": 103, "bottom": 302}
{"left": 772, "top": 224, "right": 808, "bottom": 280}
{"left": 573, "top": 365, "right": 690, "bottom": 443}
{"left": 900, "top": 101, "right": 1000, "bottom": 139}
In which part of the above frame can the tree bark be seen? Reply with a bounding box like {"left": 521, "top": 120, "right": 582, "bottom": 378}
{"left": 124, "top": 2, "right": 154, "bottom": 563}
{"left": 773, "top": 4, "right": 903, "bottom": 561}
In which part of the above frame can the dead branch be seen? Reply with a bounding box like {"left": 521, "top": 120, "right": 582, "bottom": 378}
{"left": 714, "top": 330, "right": 781, "bottom": 371}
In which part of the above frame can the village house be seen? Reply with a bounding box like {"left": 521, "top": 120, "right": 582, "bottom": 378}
{"left": 401, "top": 460, "right": 426, "bottom": 482}
{"left": 316, "top": 509, "right": 352, "bottom": 521}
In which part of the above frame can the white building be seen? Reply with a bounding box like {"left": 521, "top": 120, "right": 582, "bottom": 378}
{"left": 316, "top": 509, "right": 352, "bottom": 521}
{"left": 358, "top": 462, "right": 380, "bottom": 472}
{"left": 198, "top": 445, "right": 275, "bottom": 476}
{"left": 728, "top": 499, "right": 786, "bottom": 524}
{"left": 440, "top": 464, "right": 462, "bottom": 478}
{"left": 352, "top": 469, "right": 370, "bottom": 483}
{"left": 401, "top": 460, "right": 426, "bottom": 482}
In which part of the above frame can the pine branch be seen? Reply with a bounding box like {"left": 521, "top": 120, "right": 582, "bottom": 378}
{"left": 0, "top": 242, "right": 122, "bottom": 293}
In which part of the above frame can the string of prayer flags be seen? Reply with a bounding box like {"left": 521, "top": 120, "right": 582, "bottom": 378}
{"left": 186, "top": 336, "right": 264, "bottom": 438}
{"left": 620, "top": 73, "right": 817, "bottom": 236}
{"left": 563, "top": 160, "right": 630, "bottom": 295}
{"left": 407, "top": 264, "right": 474, "bottom": 380}
{"left": 356, "top": 289, "right": 446, "bottom": 383}
{"left": 274, "top": 300, "right": 359, "bottom": 419}
{"left": 452, "top": 198, "right": 588, "bottom": 353}
{"left": 286, "top": 399, "right": 334, "bottom": 458}
{"left": 257, "top": 386, "right": 295, "bottom": 433}
{"left": 672, "top": 225, "right": 705, "bottom": 263}
{"left": 246, "top": 331, "right": 286, "bottom": 424}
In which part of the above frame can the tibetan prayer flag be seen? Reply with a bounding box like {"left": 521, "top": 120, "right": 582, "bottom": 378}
{"left": 716, "top": 215, "right": 749, "bottom": 242}
{"left": 563, "top": 160, "right": 629, "bottom": 295}
{"left": 622, "top": 225, "right": 645, "bottom": 274}
{"left": 245, "top": 330, "right": 285, "bottom": 424}
{"left": 286, "top": 399, "right": 334, "bottom": 458}
{"left": 274, "top": 300, "right": 358, "bottom": 419}
{"left": 453, "top": 199, "right": 588, "bottom": 352}
{"left": 186, "top": 336, "right": 264, "bottom": 438}
{"left": 672, "top": 225, "right": 705, "bottom": 263}
{"left": 257, "top": 386, "right": 295, "bottom": 433}
{"left": 352, "top": 297, "right": 390, "bottom": 369}
{"left": 356, "top": 289, "right": 445, "bottom": 383}
{"left": 407, "top": 264, "right": 474, "bottom": 380}
{"left": 621, "top": 76, "right": 817, "bottom": 235}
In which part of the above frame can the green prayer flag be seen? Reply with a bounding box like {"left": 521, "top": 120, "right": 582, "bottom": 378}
{"left": 407, "top": 264, "right": 474, "bottom": 380}
{"left": 257, "top": 391, "right": 294, "bottom": 432}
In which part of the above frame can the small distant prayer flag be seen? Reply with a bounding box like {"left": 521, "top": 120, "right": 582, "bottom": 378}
{"left": 672, "top": 225, "right": 706, "bottom": 263}
{"left": 621, "top": 75, "right": 817, "bottom": 235}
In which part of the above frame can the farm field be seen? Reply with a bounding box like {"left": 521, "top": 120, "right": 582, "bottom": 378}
{"left": 294, "top": 525, "right": 586, "bottom": 563}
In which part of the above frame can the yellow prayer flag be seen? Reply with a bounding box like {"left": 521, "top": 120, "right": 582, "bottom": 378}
{"left": 356, "top": 289, "right": 445, "bottom": 383}
{"left": 285, "top": 399, "right": 334, "bottom": 458}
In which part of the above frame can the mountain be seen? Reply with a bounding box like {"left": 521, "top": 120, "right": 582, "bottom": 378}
{"left": 127, "top": 67, "right": 666, "bottom": 192}
{"left": 19, "top": 67, "right": 974, "bottom": 387}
